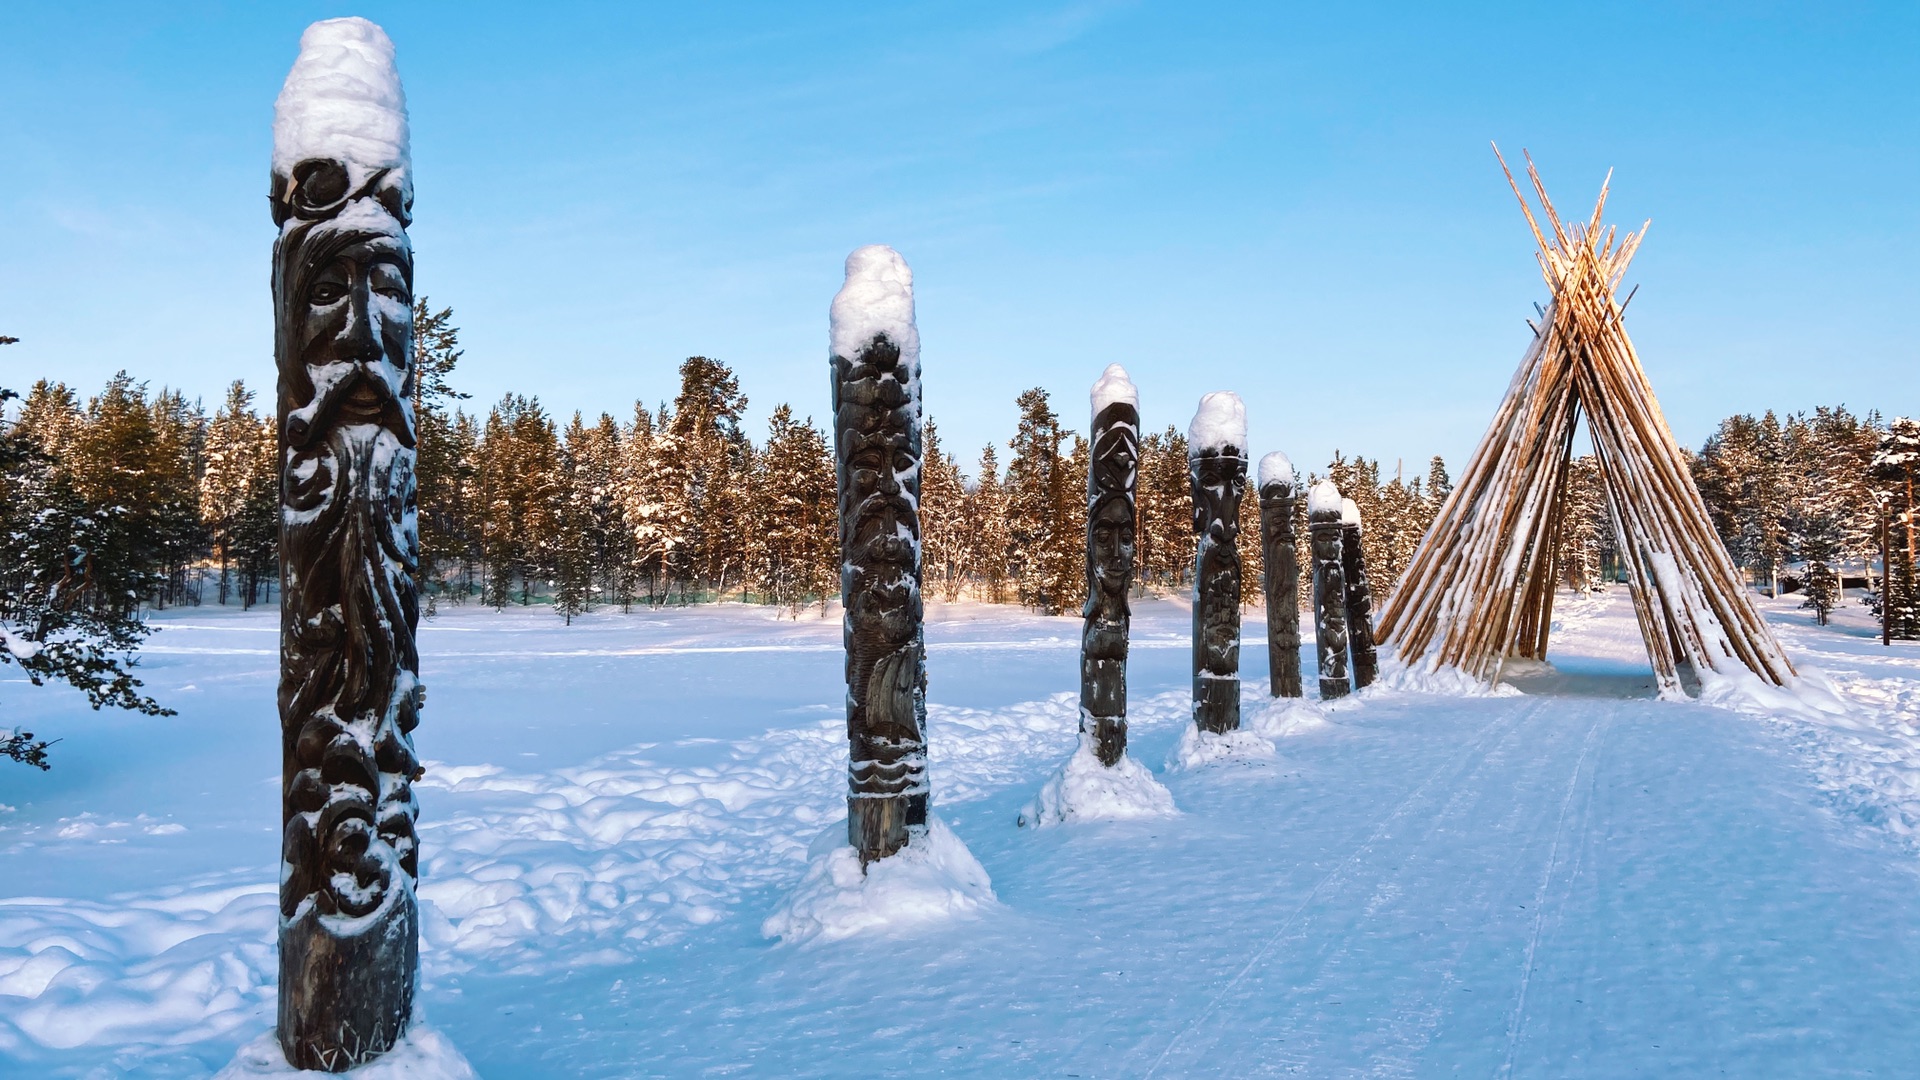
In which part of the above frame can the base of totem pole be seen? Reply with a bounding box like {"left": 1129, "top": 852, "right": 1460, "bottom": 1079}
{"left": 1319, "top": 677, "right": 1351, "bottom": 701}
{"left": 1085, "top": 714, "right": 1127, "bottom": 767}
{"left": 1193, "top": 675, "right": 1241, "bottom": 734}
{"left": 218, "top": 1019, "right": 475, "bottom": 1080}
{"left": 278, "top": 897, "right": 418, "bottom": 1072}
{"left": 849, "top": 792, "right": 928, "bottom": 865}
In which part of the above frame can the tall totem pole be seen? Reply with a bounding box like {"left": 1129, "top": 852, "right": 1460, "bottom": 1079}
{"left": 1188, "top": 393, "right": 1248, "bottom": 734}
{"left": 1258, "top": 452, "right": 1303, "bottom": 698}
{"left": 1308, "top": 481, "right": 1350, "bottom": 700}
{"left": 830, "top": 245, "right": 928, "bottom": 865}
{"left": 1341, "top": 498, "right": 1379, "bottom": 689}
{"left": 1082, "top": 365, "right": 1140, "bottom": 766}
{"left": 270, "top": 18, "right": 421, "bottom": 1070}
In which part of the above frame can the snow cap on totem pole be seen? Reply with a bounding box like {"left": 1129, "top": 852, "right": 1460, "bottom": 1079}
{"left": 831, "top": 245, "right": 919, "bottom": 371}
{"left": 1187, "top": 391, "right": 1247, "bottom": 458}
{"left": 1340, "top": 497, "right": 1362, "bottom": 527}
{"left": 272, "top": 17, "right": 411, "bottom": 224}
{"left": 1308, "top": 479, "right": 1343, "bottom": 516}
{"left": 1258, "top": 451, "right": 1295, "bottom": 489}
{"left": 1090, "top": 364, "right": 1139, "bottom": 415}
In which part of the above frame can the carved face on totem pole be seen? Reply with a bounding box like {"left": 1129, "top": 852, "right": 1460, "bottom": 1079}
{"left": 1191, "top": 448, "right": 1246, "bottom": 547}
{"left": 273, "top": 157, "right": 421, "bottom": 926}
{"left": 1087, "top": 404, "right": 1139, "bottom": 623}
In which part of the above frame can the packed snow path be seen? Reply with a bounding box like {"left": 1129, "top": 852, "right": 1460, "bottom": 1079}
{"left": 3, "top": 593, "right": 1918, "bottom": 1076}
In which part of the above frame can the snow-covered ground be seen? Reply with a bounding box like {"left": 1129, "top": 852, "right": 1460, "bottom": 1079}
{"left": 3, "top": 589, "right": 1919, "bottom": 1076}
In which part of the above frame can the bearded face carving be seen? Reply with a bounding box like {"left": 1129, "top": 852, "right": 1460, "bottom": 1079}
{"left": 833, "top": 333, "right": 927, "bottom": 864}
{"left": 273, "top": 158, "right": 422, "bottom": 1070}
{"left": 1081, "top": 400, "right": 1139, "bottom": 765}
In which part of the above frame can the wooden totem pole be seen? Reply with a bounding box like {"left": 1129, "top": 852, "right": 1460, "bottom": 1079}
{"left": 1308, "top": 481, "right": 1350, "bottom": 701}
{"left": 1083, "top": 365, "right": 1140, "bottom": 765}
{"left": 1258, "top": 452, "right": 1303, "bottom": 698}
{"left": 270, "top": 18, "right": 421, "bottom": 1070}
{"left": 830, "top": 245, "right": 928, "bottom": 865}
{"left": 1188, "top": 393, "right": 1248, "bottom": 734}
{"left": 1340, "top": 497, "right": 1379, "bottom": 689}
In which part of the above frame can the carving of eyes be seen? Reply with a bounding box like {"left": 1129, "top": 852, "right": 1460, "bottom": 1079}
{"left": 370, "top": 263, "right": 410, "bottom": 303}
{"left": 893, "top": 452, "right": 914, "bottom": 473}
{"left": 308, "top": 275, "right": 347, "bottom": 306}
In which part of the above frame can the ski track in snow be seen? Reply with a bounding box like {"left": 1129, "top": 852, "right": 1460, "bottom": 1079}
{"left": 3, "top": 593, "right": 1920, "bottom": 1076}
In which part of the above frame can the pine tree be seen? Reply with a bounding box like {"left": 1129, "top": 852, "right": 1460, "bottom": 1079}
{"left": 1426, "top": 455, "right": 1452, "bottom": 507}
{"left": 1137, "top": 426, "right": 1193, "bottom": 592}
{"left": 550, "top": 413, "right": 600, "bottom": 623}
{"left": 1005, "top": 388, "right": 1067, "bottom": 613}
{"left": 757, "top": 405, "right": 838, "bottom": 614}
{"left": 200, "top": 381, "right": 260, "bottom": 605}
{"left": 478, "top": 394, "right": 563, "bottom": 607}
{"left": 616, "top": 403, "right": 671, "bottom": 607}
{"left": 2, "top": 345, "right": 174, "bottom": 767}
{"left": 1556, "top": 454, "right": 1609, "bottom": 593}
{"left": 411, "top": 300, "right": 473, "bottom": 604}
{"left": 918, "top": 418, "right": 970, "bottom": 604}
{"left": 966, "top": 445, "right": 1012, "bottom": 603}
{"left": 1872, "top": 417, "right": 1920, "bottom": 638}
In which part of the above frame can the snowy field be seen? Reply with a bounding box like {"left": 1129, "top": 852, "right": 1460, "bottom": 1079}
{"left": 3, "top": 589, "right": 1919, "bottom": 1077}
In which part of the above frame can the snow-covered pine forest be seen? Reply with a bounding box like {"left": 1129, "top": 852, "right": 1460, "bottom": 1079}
{"left": 5, "top": 315, "right": 1915, "bottom": 641}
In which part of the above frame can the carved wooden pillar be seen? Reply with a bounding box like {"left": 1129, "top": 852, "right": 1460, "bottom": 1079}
{"left": 1189, "top": 394, "right": 1247, "bottom": 734}
{"left": 1082, "top": 366, "right": 1139, "bottom": 765}
{"left": 271, "top": 18, "right": 420, "bottom": 1071}
{"left": 1308, "top": 481, "right": 1350, "bottom": 701}
{"left": 830, "top": 246, "right": 928, "bottom": 864}
{"left": 1258, "top": 453, "right": 1302, "bottom": 698}
{"left": 1341, "top": 498, "right": 1379, "bottom": 689}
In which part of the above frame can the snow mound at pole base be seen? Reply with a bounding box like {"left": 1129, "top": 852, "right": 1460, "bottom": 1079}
{"left": 214, "top": 1023, "right": 476, "bottom": 1079}
{"left": 1166, "top": 724, "right": 1278, "bottom": 771}
{"left": 1245, "top": 697, "right": 1330, "bottom": 738}
{"left": 761, "top": 817, "right": 995, "bottom": 945}
{"left": 1019, "top": 733, "right": 1176, "bottom": 826}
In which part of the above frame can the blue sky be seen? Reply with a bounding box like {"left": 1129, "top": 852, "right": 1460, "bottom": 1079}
{"left": 2, "top": 2, "right": 1914, "bottom": 478}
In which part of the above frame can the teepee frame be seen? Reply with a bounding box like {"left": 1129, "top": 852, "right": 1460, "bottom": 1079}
{"left": 1375, "top": 148, "right": 1795, "bottom": 695}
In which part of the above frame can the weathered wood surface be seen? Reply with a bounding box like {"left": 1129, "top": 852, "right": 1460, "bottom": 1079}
{"left": 272, "top": 151, "right": 422, "bottom": 1070}
{"left": 832, "top": 331, "right": 928, "bottom": 863}
{"left": 1191, "top": 444, "right": 1247, "bottom": 733}
{"left": 1258, "top": 476, "right": 1303, "bottom": 698}
{"left": 1342, "top": 506, "right": 1379, "bottom": 690}
{"left": 1310, "top": 496, "right": 1351, "bottom": 701}
{"left": 1083, "top": 394, "right": 1140, "bottom": 765}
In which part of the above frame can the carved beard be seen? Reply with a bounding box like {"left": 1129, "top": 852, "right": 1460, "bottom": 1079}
{"left": 274, "top": 204, "right": 421, "bottom": 927}
{"left": 279, "top": 423, "right": 421, "bottom": 920}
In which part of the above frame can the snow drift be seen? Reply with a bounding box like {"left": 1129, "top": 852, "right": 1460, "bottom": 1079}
{"left": 761, "top": 817, "right": 996, "bottom": 945}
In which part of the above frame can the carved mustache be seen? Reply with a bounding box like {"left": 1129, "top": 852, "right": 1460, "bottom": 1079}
{"left": 288, "top": 360, "right": 408, "bottom": 449}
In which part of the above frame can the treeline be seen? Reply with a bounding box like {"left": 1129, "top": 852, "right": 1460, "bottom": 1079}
{"left": 8, "top": 301, "right": 1911, "bottom": 636}
{"left": 1690, "top": 407, "right": 1919, "bottom": 631}
{"left": 0, "top": 304, "right": 1457, "bottom": 624}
